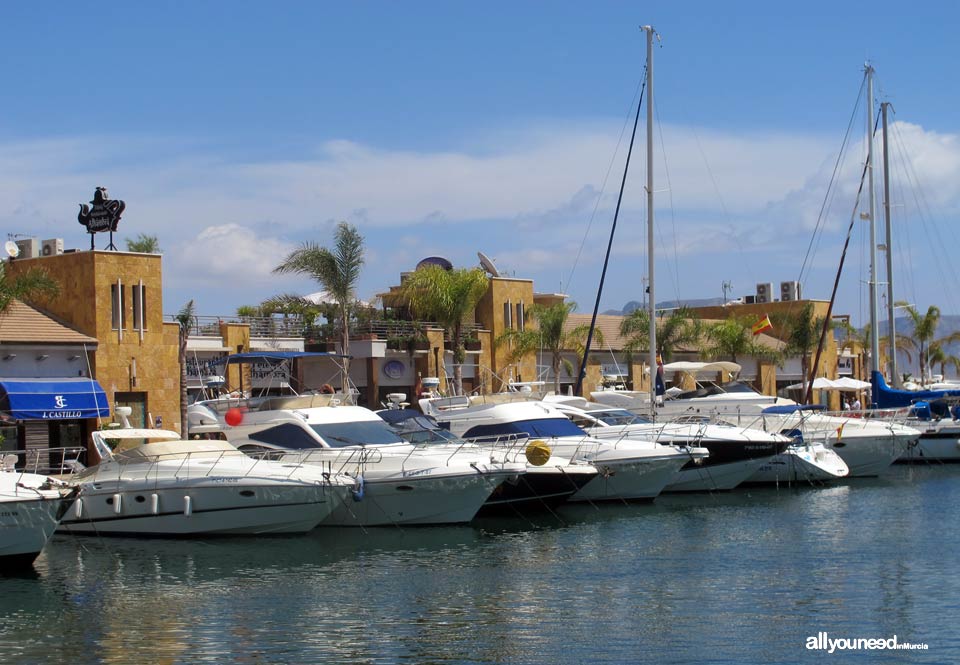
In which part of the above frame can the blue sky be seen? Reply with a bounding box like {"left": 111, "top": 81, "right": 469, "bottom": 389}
{"left": 3, "top": 2, "right": 960, "bottom": 324}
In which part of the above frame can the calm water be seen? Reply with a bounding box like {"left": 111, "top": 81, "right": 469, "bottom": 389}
{"left": 2, "top": 465, "right": 958, "bottom": 664}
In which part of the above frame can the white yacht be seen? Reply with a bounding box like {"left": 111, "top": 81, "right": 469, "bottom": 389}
{"left": 544, "top": 398, "right": 807, "bottom": 491}
{"left": 606, "top": 361, "right": 918, "bottom": 478}
{"left": 58, "top": 428, "right": 352, "bottom": 536}
{"left": 0, "top": 459, "right": 77, "bottom": 567}
{"left": 377, "top": 407, "right": 598, "bottom": 514}
{"left": 420, "top": 397, "right": 692, "bottom": 502}
{"left": 898, "top": 418, "right": 960, "bottom": 463}
{"left": 214, "top": 398, "right": 527, "bottom": 526}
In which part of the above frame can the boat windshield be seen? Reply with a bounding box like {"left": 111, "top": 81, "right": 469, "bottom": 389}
{"left": 592, "top": 409, "right": 651, "bottom": 426}
{"left": 310, "top": 421, "right": 405, "bottom": 448}
{"left": 247, "top": 423, "right": 323, "bottom": 449}
{"left": 463, "top": 417, "right": 586, "bottom": 440}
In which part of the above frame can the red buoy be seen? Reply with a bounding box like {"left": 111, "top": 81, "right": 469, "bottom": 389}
{"left": 225, "top": 408, "right": 244, "bottom": 427}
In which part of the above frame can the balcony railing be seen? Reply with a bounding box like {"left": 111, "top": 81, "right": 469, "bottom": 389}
{"left": 165, "top": 314, "right": 483, "bottom": 342}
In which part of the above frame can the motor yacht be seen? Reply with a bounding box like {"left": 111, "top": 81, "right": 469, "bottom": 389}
{"left": 377, "top": 407, "right": 598, "bottom": 514}
{"left": 420, "top": 397, "right": 692, "bottom": 502}
{"left": 214, "top": 397, "right": 526, "bottom": 526}
{"left": 544, "top": 398, "right": 802, "bottom": 491}
{"left": 0, "top": 457, "right": 77, "bottom": 567}
{"left": 58, "top": 428, "right": 352, "bottom": 536}
{"left": 599, "top": 361, "right": 918, "bottom": 478}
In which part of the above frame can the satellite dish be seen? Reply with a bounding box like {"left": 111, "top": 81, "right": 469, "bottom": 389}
{"left": 477, "top": 251, "right": 500, "bottom": 277}
{"left": 415, "top": 256, "right": 454, "bottom": 271}
{"left": 3, "top": 241, "right": 19, "bottom": 259}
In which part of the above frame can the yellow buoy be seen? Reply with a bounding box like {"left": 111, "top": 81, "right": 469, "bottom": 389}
{"left": 525, "top": 439, "right": 552, "bottom": 466}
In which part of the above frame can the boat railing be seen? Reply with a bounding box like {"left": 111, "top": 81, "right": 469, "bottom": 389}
{"left": 101, "top": 447, "right": 339, "bottom": 485}
{"left": 2, "top": 446, "right": 86, "bottom": 478}
{"left": 462, "top": 433, "right": 531, "bottom": 460}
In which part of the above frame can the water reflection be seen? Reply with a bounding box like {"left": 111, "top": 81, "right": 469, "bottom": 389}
{"left": 0, "top": 466, "right": 955, "bottom": 663}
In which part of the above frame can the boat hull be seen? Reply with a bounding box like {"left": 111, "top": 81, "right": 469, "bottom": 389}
{"left": 479, "top": 465, "right": 597, "bottom": 514}
{"left": 744, "top": 446, "right": 849, "bottom": 484}
{"left": 665, "top": 456, "right": 771, "bottom": 492}
{"left": 59, "top": 482, "right": 345, "bottom": 536}
{"left": 897, "top": 427, "right": 960, "bottom": 463}
{"left": 828, "top": 436, "right": 910, "bottom": 477}
{"left": 570, "top": 456, "right": 687, "bottom": 502}
{"left": 0, "top": 494, "right": 72, "bottom": 566}
{"left": 323, "top": 472, "right": 506, "bottom": 526}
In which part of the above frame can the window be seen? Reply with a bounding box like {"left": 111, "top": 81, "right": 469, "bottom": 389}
{"left": 516, "top": 302, "right": 525, "bottom": 330}
{"left": 131, "top": 284, "right": 147, "bottom": 331}
{"left": 503, "top": 301, "right": 513, "bottom": 329}
{"left": 111, "top": 283, "right": 125, "bottom": 330}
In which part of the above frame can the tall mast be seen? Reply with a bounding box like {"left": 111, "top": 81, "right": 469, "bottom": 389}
{"left": 866, "top": 64, "right": 881, "bottom": 379}
{"left": 642, "top": 25, "right": 657, "bottom": 413}
{"left": 881, "top": 101, "right": 898, "bottom": 387}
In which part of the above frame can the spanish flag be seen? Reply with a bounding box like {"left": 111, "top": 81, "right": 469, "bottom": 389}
{"left": 751, "top": 314, "right": 773, "bottom": 336}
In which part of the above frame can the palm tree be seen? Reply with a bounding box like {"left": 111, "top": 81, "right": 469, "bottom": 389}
{"left": 174, "top": 300, "right": 196, "bottom": 436}
{"left": 896, "top": 302, "right": 954, "bottom": 384}
{"left": 496, "top": 301, "right": 601, "bottom": 394}
{"left": 274, "top": 222, "right": 365, "bottom": 389}
{"left": 620, "top": 306, "right": 701, "bottom": 363}
{"left": 835, "top": 320, "right": 914, "bottom": 384}
{"left": 0, "top": 263, "right": 60, "bottom": 313}
{"left": 399, "top": 266, "right": 488, "bottom": 395}
{"left": 125, "top": 233, "right": 161, "bottom": 253}
{"left": 700, "top": 316, "right": 780, "bottom": 365}
{"left": 927, "top": 342, "right": 960, "bottom": 381}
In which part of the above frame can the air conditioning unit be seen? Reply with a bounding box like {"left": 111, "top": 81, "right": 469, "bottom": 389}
{"left": 781, "top": 281, "right": 801, "bottom": 301}
{"left": 41, "top": 238, "right": 64, "bottom": 257}
{"left": 756, "top": 282, "right": 773, "bottom": 304}
{"left": 14, "top": 238, "right": 39, "bottom": 258}
{"left": 743, "top": 295, "right": 757, "bottom": 305}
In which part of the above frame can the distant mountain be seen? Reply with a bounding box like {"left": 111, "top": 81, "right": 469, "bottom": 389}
{"left": 602, "top": 297, "right": 726, "bottom": 316}
{"left": 859, "top": 315, "right": 960, "bottom": 380}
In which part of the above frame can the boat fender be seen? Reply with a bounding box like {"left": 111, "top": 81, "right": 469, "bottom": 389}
{"left": 352, "top": 476, "right": 365, "bottom": 502}
{"left": 525, "top": 439, "right": 552, "bottom": 466}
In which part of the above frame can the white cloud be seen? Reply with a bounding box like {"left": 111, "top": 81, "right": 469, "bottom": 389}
{"left": 2, "top": 119, "right": 959, "bottom": 316}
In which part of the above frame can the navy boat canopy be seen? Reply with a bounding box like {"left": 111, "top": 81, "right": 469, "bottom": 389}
{"left": 871, "top": 370, "right": 960, "bottom": 409}
{"left": 0, "top": 377, "right": 110, "bottom": 420}
{"left": 761, "top": 404, "right": 827, "bottom": 414}
{"left": 213, "top": 351, "right": 350, "bottom": 365}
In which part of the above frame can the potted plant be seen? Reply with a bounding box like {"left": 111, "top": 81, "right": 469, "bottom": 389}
{"left": 464, "top": 334, "right": 482, "bottom": 352}
{"left": 408, "top": 334, "right": 430, "bottom": 353}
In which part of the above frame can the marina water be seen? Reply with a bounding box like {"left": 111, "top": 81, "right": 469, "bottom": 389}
{"left": 2, "top": 465, "right": 957, "bottom": 664}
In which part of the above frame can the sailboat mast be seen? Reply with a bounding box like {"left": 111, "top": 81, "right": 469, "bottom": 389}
{"left": 643, "top": 25, "right": 657, "bottom": 413}
{"left": 881, "top": 101, "right": 898, "bottom": 386}
{"left": 866, "top": 63, "right": 881, "bottom": 377}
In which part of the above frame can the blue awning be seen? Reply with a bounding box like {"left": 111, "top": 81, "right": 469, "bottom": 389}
{"left": 0, "top": 378, "right": 110, "bottom": 420}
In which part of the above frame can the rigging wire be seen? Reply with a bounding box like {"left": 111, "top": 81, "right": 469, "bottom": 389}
{"left": 562, "top": 73, "right": 646, "bottom": 296}
{"left": 653, "top": 100, "right": 682, "bottom": 305}
{"left": 804, "top": 107, "right": 880, "bottom": 404}
{"left": 797, "top": 75, "right": 866, "bottom": 288}
{"left": 889, "top": 119, "right": 960, "bottom": 315}
{"left": 574, "top": 63, "right": 647, "bottom": 396}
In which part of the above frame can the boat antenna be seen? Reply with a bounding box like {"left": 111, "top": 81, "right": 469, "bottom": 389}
{"left": 574, "top": 26, "right": 651, "bottom": 396}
